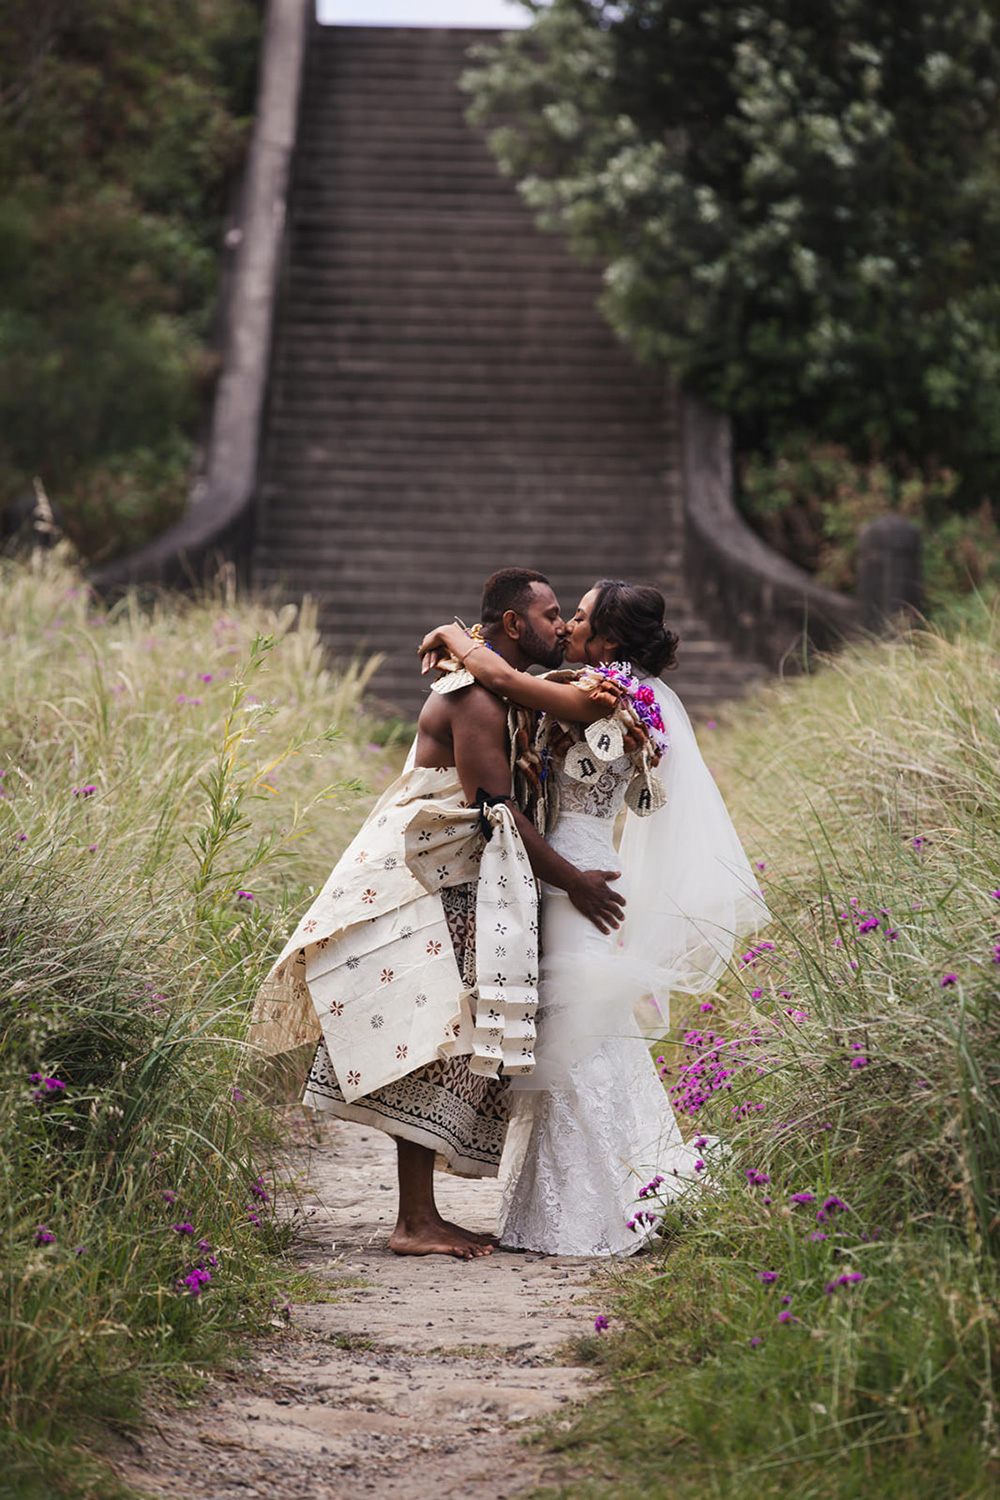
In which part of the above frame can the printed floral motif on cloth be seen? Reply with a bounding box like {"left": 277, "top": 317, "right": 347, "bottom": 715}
{"left": 303, "top": 883, "right": 511, "bottom": 1177}
{"left": 250, "top": 764, "right": 539, "bottom": 1104}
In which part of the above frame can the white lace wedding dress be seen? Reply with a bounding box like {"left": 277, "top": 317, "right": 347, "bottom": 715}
{"left": 497, "top": 750, "right": 706, "bottom": 1257}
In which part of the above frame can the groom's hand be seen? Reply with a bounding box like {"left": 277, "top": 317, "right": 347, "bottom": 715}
{"left": 567, "top": 870, "right": 626, "bottom": 934}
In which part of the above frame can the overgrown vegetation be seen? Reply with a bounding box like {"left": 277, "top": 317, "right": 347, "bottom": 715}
{"left": 545, "top": 607, "right": 1000, "bottom": 1497}
{"left": 0, "top": 0, "right": 260, "bottom": 560}
{"left": 464, "top": 1, "right": 1000, "bottom": 601}
{"left": 0, "top": 555, "right": 401, "bottom": 1498}
{"left": 739, "top": 438, "right": 1000, "bottom": 608}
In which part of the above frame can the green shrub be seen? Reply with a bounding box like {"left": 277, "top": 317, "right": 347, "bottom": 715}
{"left": 739, "top": 436, "right": 1000, "bottom": 609}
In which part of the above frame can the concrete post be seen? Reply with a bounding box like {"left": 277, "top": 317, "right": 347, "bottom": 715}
{"left": 856, "top": 514, "right": 923, "bottom": 627}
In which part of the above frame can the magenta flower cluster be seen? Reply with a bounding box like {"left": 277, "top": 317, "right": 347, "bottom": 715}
{"left": 825, "top": 1271, "right": 865, "bottom": 1295}
{"left": 669, "top": 1024, "right": 777, "bottom": 1117}
{"left": 738, "top": 941, "right": 776, "bottom": 969}
{"left": 29, "top": 1073, "right": 66, "bottom": 1100}
{"left": 829, "top": 895, "right": 898, "bottom": 944}
{"left": 592, "top": 662, "right": 668, "bottom": 752}
{"left": 178, "top": 1243, "right": 218, "bottom": 1298}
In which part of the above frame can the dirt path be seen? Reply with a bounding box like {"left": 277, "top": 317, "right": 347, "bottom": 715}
{"left": 116, "top": 1116, "right": 610, "bottom": 1500}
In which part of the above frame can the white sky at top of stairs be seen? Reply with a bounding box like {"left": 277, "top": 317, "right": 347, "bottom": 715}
{"left": 316, "top": 0, "right": 531, "bottom": 26}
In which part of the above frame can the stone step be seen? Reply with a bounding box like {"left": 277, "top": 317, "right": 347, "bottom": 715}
{"left": 251, "top": 25, "right": 759, "bottom": 715}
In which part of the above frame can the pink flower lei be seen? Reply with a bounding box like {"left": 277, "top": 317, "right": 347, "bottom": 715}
{"left": 583, "top": 662, "right": 669, "bottom": 753}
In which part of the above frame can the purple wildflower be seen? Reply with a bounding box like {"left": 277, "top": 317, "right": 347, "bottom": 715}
{"left": 824, "top": 1272, "right": 865, "bottom": 1294}
{"left": 816, "top": 1197, "right": 849, "bottom": 1222}
{"left": 594, "top": 1315, "right": 609, "bottom": 1332}
{"left": 941, "top": 974, "right": 957, "bottom": 988}
{"left": 749, "top": 1336, "right": 763, "bottom": 1347}
{"left": 237, "top": 891, "right": 254, "bottom": 903}
{"left": 249, "top": 1178, "right": 269, "bottom": 1203}
{"left": 172, "top": 1222, "right": 195, "bottom": 1236}
{"left": 809, "top": 1231, "right": 828, "bottom": 1242}
{"left": 850, "top": 1056, "right": 869, "bottom": 1069}
{"left": 162, "top": 1191, "right": 177, "bottom": 1204}
{"left": 757, "top": 1270, "right": 779, "bottom": 1285}
{"left": 34, "top": 1226, "right": 55, "bottom": 1246}
{"left": 790, "top": 1192, "right": 816, "bottom": 1205}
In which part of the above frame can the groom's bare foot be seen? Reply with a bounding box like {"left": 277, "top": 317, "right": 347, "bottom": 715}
{"left": 442, "top": 1219, "right": 498, "bottom": 1247}
{"left": 389, "top": 1219, "right": 494, "bottom": 1259}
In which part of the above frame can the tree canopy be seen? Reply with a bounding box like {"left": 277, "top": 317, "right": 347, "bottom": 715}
{"left": 464, "top": 1, "right": 1000, "bottom": 501}
{"left": 0, "top": 0, "right": 259, "bottom": 558}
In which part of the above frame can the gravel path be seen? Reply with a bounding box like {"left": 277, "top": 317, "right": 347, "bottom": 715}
{"left": 115, "top": 1115, "right": 610, "bottom": 1499}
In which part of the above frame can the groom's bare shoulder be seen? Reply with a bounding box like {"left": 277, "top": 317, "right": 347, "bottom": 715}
{"left": 415, "top": 681, "right": 507, "bottom": 768}
{"left": 446, "top": 681, "right": 508, "bottom": 733}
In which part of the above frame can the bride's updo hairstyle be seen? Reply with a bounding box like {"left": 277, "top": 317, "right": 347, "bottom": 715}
{"left": 588, "top": 579, "right": 680, "bottom": 675}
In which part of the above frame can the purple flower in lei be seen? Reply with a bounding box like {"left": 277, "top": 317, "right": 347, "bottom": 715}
{"left": 587, "top": 662, "right": 669, "bottom": 753}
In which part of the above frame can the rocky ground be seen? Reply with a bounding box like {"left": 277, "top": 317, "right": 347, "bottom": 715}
{"left": 114, "top": 1116, "right": 613, "bottom": 1500}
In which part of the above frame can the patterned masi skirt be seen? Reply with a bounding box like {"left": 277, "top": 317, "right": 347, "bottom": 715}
{"left": 302, "top": 882, "right": 511, "bottom": 1176}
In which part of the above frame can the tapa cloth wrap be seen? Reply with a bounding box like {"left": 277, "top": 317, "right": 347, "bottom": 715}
{"left": 250, "top": 764, "right": 538, "bottom": 1102}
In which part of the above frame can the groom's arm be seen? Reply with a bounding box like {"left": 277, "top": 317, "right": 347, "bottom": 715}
{"left": 449, "top": 686, "right": 626, "bottom": 934}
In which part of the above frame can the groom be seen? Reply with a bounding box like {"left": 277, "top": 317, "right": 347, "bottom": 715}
{"left": 296, "top": 567, "right": 625, "bottom": 1259}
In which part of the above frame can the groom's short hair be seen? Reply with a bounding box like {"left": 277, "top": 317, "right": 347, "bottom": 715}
{"left": 481, "top": 567, "right": 551, "bottom": 625}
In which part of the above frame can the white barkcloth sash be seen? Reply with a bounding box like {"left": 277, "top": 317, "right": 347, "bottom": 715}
{"left": 250, "top": 765, "right": 538, "bottom": 1101}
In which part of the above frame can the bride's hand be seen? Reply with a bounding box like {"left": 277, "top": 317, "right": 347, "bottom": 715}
{"left": 418, "top": 623, "right": 468, "bottom": 675}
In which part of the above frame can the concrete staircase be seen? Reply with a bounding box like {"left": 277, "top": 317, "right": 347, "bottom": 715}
{"left": 253, "top": 24, "right": 759, "bottom": 717}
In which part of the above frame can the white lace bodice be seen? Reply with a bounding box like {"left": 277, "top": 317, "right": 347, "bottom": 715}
{"left": 554, "top": 750, "right": 632, "bottom": 820}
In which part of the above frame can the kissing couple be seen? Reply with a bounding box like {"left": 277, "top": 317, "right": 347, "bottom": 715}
{"left": 252, "top": 568, "right": 765, "bottom": 1259}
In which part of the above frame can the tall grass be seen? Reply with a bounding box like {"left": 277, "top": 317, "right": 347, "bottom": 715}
{"left": 0, "top": 554, "right": 403, "bottom": 1497}
{"left": 553, "top": 608, "right": 1000, "bottom": 1499}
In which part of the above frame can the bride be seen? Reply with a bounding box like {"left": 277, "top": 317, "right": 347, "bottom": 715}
{"left": 420, "top": 580, "right": 765, "bottom": 1256}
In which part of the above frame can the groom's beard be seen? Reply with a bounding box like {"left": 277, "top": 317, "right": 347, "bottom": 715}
{"left": 520, "top": 623, "right": 567, "bottom": 671}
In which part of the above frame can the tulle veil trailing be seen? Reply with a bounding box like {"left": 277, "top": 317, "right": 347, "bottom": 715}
{"left": 516, "top": 671, "right": 768, "bottom": 1089}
